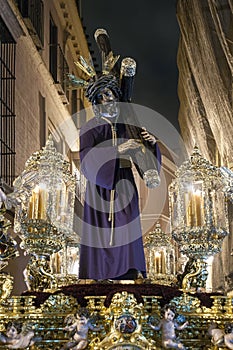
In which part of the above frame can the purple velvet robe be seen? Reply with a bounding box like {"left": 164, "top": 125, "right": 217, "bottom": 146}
{"left": 79, "top": 116, "right": 161, "bottom": 280}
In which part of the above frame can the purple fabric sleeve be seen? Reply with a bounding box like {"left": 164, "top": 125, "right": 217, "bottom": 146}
{"left": 80, "top": 125, "right": 119, "bottom": 190}
{"left": 80, "top": 145, "right": 118, "bottom": 190}
{"left": 155, "top": 142, "right": 162, "bottom": 173}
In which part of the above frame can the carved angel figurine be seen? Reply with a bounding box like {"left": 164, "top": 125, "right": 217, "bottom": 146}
{"left": 60, "top": 308, "right": 103, "bottom": 350}
{"left": 0, "top": 321, "right": 40, "bottom": 349}
{"left": 149, "top": 305, "right": 188, "bottom": 349}
{"left": 0, "top": 189, "right": 6, "bottom": 208}
{"left": 208, "top": 323, "right": 233, "bottom": 349}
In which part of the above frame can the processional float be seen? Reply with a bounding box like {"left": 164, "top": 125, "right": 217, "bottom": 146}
{"left": 0, "top": 28, "right": 232, "bottom": 349}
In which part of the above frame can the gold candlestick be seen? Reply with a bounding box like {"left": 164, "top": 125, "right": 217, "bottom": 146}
{"left": 38, "top": 188, "right": 47, "bottom": 220}
{"left": 193, "top": 191, "right": 202, "bottom": 226}
{"left": 33, "top": 187, "right": 39, "bottom": 220}
{"left": 28, "top": 197, "right": 34, "bottom": 219}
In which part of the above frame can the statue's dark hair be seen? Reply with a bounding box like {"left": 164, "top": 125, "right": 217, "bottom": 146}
{"left": 85, "top": 75, "right": 121, "bottom": 104}
{"left": 162, "top": 304, "right": 177, "bottom": 317}
{"left": 77, "top": 307, "right": 90, "bottom": 319}
{"left": 6, "top": 321, "right": 22, "bottom": 334}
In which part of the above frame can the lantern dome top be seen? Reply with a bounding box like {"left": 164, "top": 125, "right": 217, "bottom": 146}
{"left": 175, "top": 146, "right": 221, "bottom": 181}
{"left": 144, "top": 222, "right": 172, "bottom": 248}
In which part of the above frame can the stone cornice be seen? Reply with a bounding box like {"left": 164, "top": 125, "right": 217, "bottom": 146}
{"left": 0, "top": 0, "right": 26, "bottom": 40}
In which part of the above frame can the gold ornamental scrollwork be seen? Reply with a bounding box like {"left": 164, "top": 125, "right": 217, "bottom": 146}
{"left": 89, "top": 292, "right": 157, "bottom": 350}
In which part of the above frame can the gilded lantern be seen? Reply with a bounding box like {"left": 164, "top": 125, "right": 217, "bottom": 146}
{"left": 144, "top": 222, "right": 176, "bottom": 285}
{"left": 9, "top": 136, "right": 76, "bottom": 254}
{"left": 169, "top": 146, "right": 229, "bottom": 259}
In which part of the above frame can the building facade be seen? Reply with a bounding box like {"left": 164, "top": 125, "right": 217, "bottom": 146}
{"left": 0, "top": 0, "right": 93, "bottom": 293}
{"left": 0, "top": 0, "right": 177, "bottom": 294}
{"left": 176, "top": 0, "right": 233, "bottom": 292}
{"left": 0, "top": 0, "right": 92, "bottom": 189}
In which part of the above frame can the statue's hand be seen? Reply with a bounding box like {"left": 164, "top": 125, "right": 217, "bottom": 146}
{"left": 118, "top": 139, "right": 141, "bottom": 154}
{"left": 141, "top": 127, "right": 157, "bottom": 145}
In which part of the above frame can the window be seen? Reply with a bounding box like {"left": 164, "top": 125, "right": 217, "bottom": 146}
{"left": 71, "top": 89, "right": 77, "bottom": 116}
{"left": 0, "top": 18, "right": 16, "bottom": 187}
{"left": 49, "top": 16, "right": 58, "bottom": 82}
{"left": 39, "top": 92, "right": 46, "bottom": 148}
{"left": 16, "top": 0, "right": 44, "bottom": 48}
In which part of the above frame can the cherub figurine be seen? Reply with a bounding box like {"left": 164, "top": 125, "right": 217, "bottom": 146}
{"left": 0, "top": 321, "right": 40, "bottom": 349}
{"left": 0, "top": 188, "right": 6, "bottom": 208}
{"left": 60, "top": 308, "right": 103, "bottom": 350}
{"left": 149, "top": 305, "right": 188, "bottom": 349}
{"left": 208, "top": 322, "right": 233, "bottom": 349}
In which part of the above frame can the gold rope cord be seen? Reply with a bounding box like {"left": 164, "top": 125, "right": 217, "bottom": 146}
{"left": 177, "top": 0, "right": 233, "bottom": 165}
{"left": 101, "top": 117, "right": 117, "bottom": 246}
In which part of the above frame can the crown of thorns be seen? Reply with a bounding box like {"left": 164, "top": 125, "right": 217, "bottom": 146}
{"left": 67, "top": 28, "right": 136, "bottom": 104}
{"left": 85, "top": 75, "right": 121, "bottom": 104}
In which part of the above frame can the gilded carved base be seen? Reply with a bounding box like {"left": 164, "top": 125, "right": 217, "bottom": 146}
{"left": 0, "top": 286, "right": 231, "bottom": 350}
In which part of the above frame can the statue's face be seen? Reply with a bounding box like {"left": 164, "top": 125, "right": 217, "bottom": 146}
{"left": 76, "top": 315, "right": 88, "bottom": 325}
{"left": 94, "top": 88, "right": 119, "bottom": 118}
{"left": 96, "top": 88, "right": 116, "bottom": 103}
{"left": 6, "top": 325, "right": 18, "bottom": 339}
{"left": 164, "top": 309, "right": 175, "bottom": 321}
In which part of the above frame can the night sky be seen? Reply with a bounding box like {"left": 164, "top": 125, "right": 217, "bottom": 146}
{"left": 80, "top": 1, "right": 180, "bottom": 131}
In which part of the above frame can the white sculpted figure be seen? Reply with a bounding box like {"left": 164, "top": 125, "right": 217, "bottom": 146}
{"left": 60, "top": 308, "right": 102, "bottom": 350}
{"left": 149, "top": 305, "right": 188, "bottom": 349}
{"left": 0, "top": 321, "right": 40, "bottom": 349}
{"left": 208, "top": 323, "right": 233, "bottom": 349}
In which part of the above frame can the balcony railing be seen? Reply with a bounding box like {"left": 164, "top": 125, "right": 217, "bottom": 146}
{"left": 50, "top": 44, "right": 69, "bottom": 104}
{"left": 0, "top": 41, "right": 16, "bottom": 188}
